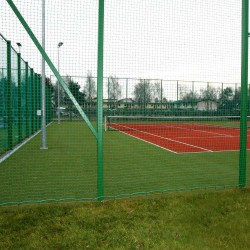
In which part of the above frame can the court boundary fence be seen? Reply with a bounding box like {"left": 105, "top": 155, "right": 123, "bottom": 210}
{"left": 1, "top": 0, "right": 248, "bottom": 202}
{"left": 0, "top": 33, "right": 53, "bottom": 155}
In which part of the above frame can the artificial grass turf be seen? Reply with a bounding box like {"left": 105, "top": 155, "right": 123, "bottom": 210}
{"left": 0, "top": 188, "right": 250, "bottom": 249}
{"left": 0, "top": 121, "right": 249, "bottom": 205}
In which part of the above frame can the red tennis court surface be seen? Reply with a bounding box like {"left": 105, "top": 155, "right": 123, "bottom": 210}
{"left": 109, "top": 123, "right": 250, "bottom": 154}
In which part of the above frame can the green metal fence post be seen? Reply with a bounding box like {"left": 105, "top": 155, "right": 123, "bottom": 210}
{"left": 50, "top": 87, "right": 53, "bottom": 122}
{"left": 17, "top": 53, "right": 22, "bottom": 142}
{"left": 37, "top": 74, "right": 39, "bottom": 131}
{"left": 206, "top": 82, "right": 209, "bottom": 111}
{"left": 126, "top": 78, "right": 128, "bottom": 104}
{"left": 192, "top": 81, "right": 194, "bottom": 108}
{"left": 30, "top": 69, "right": 34, "bottom": 134}
{"left": 34, "top": 73, "right": 36, "bottom": 131}
{"left": 97, "top": 0, "right": 104, "bottom": 200}
{"left": 38, "top": 75, "right": 41, "bottom": 130}
{"left": 88, "top": 77, "right": 91, "bottom": 115}
{"left": 108, "top": 77, "right": 110, "bottom": 109}
{"left": 34, "top": 73, "right": 37, "bottom": 131}
{"left": 239, "top": 0, "right": 248, "bottom": 187}
{"left": 25, "top": 62, "right": 29, "bottom": 137}
{"left": 144, "top": 79, "right": 146, "bottom": 115}
{"left": 7, "top": 41, "right": 13, "bottom": 149}
{"left": 177, "top": 80, "right": 179, "bottom": 102}
{"left": 28, "top": 67, "right": 32, "bottom": 134}
{"left": 160, "top": 80, "right": 163, "bottom": 110}
{"left": 37, "top": 74, "right": 39, "bottom": 130}
{"left": 35, "top": 73, "right": 38, "bottom": 131}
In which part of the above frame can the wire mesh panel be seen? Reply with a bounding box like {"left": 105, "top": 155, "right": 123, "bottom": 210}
{"left": 27, "top": 65, "right": 32, "bottom": 136}
{"left": 11, "top": 48, "right": 18, "bottom": 146}
{"left": 0, "top": 36, "right": 8, "bottom": 154}
{"left": 20, "top": 59, "right": 26, "bottom": 140}
{"left": 0, "top": 0, "right": 249, "bottom": 205}
{"left": 103, "top": 0, "right": 246, "bottom": 197}
{"left": 0, "top": 0, "right": 99, "bottom": 205}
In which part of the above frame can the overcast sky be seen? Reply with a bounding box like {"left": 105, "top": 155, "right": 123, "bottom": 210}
{"left": 0, "top": 0, "right": 242, "bottom": 99}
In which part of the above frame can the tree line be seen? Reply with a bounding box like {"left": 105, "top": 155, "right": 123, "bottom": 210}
{"left": 180, "top": 85, "right": 245, "bottom": 111}
{"left": 51, "top": 73, "right": 249, "bottom": 112}
{"left": 55, "top": 76, "right": 163, "bottom": 106}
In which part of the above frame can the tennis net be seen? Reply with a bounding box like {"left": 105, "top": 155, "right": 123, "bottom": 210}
{"left": 105, "top": 115, "right": 247, "bottom": 132}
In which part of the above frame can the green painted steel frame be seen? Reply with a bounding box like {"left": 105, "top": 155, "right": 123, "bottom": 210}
{"left": 239, "top": 0, "right": 248, "bottom": 187}
{"left": 6, "top": 0, "right": 247, "bottom": 199}
{"left": 25, "top": 62, "right": 29, "bottom": 137}
{"left": 6, "top": 0, "right": 104, "bottom": 198}
{"left": 97, "top": 0, "right": 104, "bottom": 199}
{"left": 17, "top": 53, "right": 22, "bottom": 142}
{"left": 30, "top": 69, "right": 34, "bottom": 134}
{"left": 34, "top": 73, "right": 38, "bottom": 131}
{"left": 6, "top": 0, "right": 97, "bottom": 139}
{"left": 7, "top": 40, "right": 12, "bottom": 149}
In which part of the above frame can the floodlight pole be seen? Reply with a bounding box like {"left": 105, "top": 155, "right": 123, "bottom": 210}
{"left": 57, "top": 42, "right": 63, "bottom": 124}
{"left": 41, "top": 0, "right": 48, "bottom": 149}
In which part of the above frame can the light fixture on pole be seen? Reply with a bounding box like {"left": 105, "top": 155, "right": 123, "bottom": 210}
{"left": 16, "top": 42, "right": 22, "bottom": 53}
{"left": 58, "top": 42, "right": 63, "bottom": 48}
{"left": 57, "top": 42, "right": 63, "bottom": 124}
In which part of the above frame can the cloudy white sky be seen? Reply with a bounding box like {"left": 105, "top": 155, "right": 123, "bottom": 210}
{"left": 0, "top": 0, "right": 243, "bottom": 99}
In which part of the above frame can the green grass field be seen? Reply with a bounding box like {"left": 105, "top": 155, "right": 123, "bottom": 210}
{"left": 0, "top": 121, "right": 249, "bottom": 205}
{"left": 0, "top": 189, "right": 250, "bottom": 249}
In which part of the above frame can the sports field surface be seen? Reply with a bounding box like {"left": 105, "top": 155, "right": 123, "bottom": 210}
{"left": 108, "top": 122, "right": 250, "bottom": 153}
{"left": 0, "top": 121, "right": 249, "bottom": 205}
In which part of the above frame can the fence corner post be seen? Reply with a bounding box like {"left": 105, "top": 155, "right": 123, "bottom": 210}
{"left": 97, "top": 0, "right": 104, "bottom": 200}
{"left": 239, "top": 0, "right": 249, "bottom": 188}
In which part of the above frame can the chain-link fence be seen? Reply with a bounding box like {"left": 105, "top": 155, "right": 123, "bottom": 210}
{"left": 0, "top": 0, "right": 248, "bottom": 205}
{"left": 0, "top": 34, "right": 53, "bottom": 156}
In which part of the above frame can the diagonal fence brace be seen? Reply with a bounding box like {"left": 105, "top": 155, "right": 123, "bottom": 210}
{"left": 6, "top": 0, "right": 97, "bottom": 139}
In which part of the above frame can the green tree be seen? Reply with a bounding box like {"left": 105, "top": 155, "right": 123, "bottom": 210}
{"left": 181, "top": 90, "right": 200, "bottom": 102}
{"left": 200, "top": 85, "right": 219, "bottom": 111}
{"left": 218, "top": 87, "right": 234, "bottom": 112}
{"left": 180, "top": 90, "right": 200, "bottom": 108}
{"left": 52, "top": 76, "right": 67, "bottom": 110}
{"left": 220, "top": 87, "right": 233, "bottom": 102}
{"left": 134, "top": 79, "right": 152, "bottom": 106}
{"left": 152, "top": 82, "right": 161, "bottom": 103}
{"left": 201, "top": 85, "right": 219, "bottom": 102}
{"left": 232, "top": 87, "right": 250, "bottom": 113}
{"left": 108, "top": 75, "right": 121, "bottom": 100}
{"left": 233, "top": 87, "right": 240, "bottom": 104}
{"left": 64, "top": 79, "right": 85, "bottom": 109}
{"left": 84, "top": 71, "right": 96, "bottom": 101}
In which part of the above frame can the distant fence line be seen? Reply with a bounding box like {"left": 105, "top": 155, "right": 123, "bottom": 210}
{"left": 0, "top": 34, "right": 53, "bottom": 155}
{"left": 50, "top": 75, "right": 249, "bottom": 118}
{"left": 50, "top": 75, "right": 249, "bottom": 101}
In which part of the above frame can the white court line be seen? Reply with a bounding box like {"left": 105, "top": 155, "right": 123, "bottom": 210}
{"left": 119, "top": 130, "right": 178, "bottom": 154}
{"left": 0, "top": 121, "right": 53, "bottom": 163}
{"left": 163, "top": 123, "right": 235, "bottom": 137}
{"left": 177, "top": 135, "right": 240, "bottom": 139}
{"left": 111, "top": 124, "right": 213, "bottom": 153}
{"left": 179, "top": 149, "right": 246, "bottom": 155}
